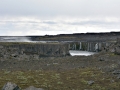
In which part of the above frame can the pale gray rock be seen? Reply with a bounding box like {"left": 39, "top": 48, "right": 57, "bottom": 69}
{"left": 110, "top": 48, "right": 115, "bottom": 53}
{"left": 2, "top": 82, "right": 20, "bottom": 90}
{"left": 87, "top": 80, "right": 94, "bottom": 86}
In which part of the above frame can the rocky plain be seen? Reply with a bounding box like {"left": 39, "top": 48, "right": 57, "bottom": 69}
{"left": 0, "top": 32, "right": 120, "bottom": 90}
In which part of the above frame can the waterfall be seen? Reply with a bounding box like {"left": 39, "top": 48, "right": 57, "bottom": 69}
{"left": 72, "top": 43, "right": 76, "bottom": 50}
{"left": 79, "top": 42, "right": 82, "bottom": 50}
{"left": 74, "top": 43, "right": 76, "bottom": 50}
{"left": 95, "top": 43, "right": 99, "bottom": 52}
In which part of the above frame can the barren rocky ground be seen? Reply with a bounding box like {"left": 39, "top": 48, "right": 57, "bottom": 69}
{"left": 0, "top": 52, "right": 120, "bottom": 90}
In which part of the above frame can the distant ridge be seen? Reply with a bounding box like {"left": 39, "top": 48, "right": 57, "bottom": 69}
{"left": 27, "top": 31, "right": 120, "bottom": 42}
{"left": 26, "top": 31, "right": 120, "bottom": 37}
{"left": 0, "top": 31, "right": 120, "bottom": 42}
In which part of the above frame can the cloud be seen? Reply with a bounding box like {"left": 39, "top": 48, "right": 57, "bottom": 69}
{"left": 0, "top": 0, "right": 120, "bottom": 35}
{"left": 0, "top": 17, "right": 120, "bottom": 36}
{"left": 0, "top": 0, "right": 120, "bottom": 18}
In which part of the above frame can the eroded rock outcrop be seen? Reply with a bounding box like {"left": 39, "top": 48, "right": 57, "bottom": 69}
{"left": 107, "top": 38, "right": 120, "bottom": 55}
{"left": 0, "top": 42, "right": 70, "bottom": 60}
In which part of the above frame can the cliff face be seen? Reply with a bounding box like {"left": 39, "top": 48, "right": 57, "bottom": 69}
{"left": 0, "top": 42, "right": 70, "bottom": 60}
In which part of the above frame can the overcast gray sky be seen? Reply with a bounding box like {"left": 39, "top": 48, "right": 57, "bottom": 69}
{"left": 0, "top": 0, "right": 120, "bottom": 36}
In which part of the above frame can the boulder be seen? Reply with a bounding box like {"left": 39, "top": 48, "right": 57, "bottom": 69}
{"left": 109, "top": 48, "right": 115, "bottom": 53}
{"left": 11, "top": 54, "right": 18, "bottom": 57}
{"left": 114, "top": 47, "right": 120, "bottom": 55}
{"left": 2, "top": 82, "right": 20, "bottom": 90}
{"left": 87, "top": 80, "right": 94, "bottom": 86}
{"left": 24, "top": 86, "right": 44, "bottom": 90}
{"left": 99, "top": 57, "right": 105, "bottom": 61}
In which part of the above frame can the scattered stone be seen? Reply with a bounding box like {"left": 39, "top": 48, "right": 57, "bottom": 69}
{"left": 24, "top": 86, "right": 44, "bottom": 90}
{"left": 117, "top": 75, "right": 120, "bottom": 79}
{"left": 53, "top": 63, "right": 59, "bottom": 65}
{"left": 118, "top": 61, "right": 120, "bottom": 65}
{"left": 110, "top": 80, "right": 115, "bottom": 83}
{"left": 112, "top": 70, "right": 120, "bottom": 75}
{"left": 2, "top": 82, "right": 21, "bottom": 90}
{"left": 110, "top": 48, "right": 115, "bottom": 53}
{"left": 115, "top": 47, "right": 120, "bottom": 55}
{"left": 0, "top": 45, "right": 4, "bottom": 48}
{"left": 87, "top": 80, "right": 94, "bottom": 86}
{"left": 99, "top": 57, "right": 105, "bottom": 61}
{"left": 0, "top": 53, "right": 4, "bottom": 57}
{"left": 11, "top": 54, "right": 18, "bottom": 57}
